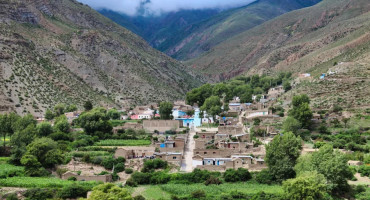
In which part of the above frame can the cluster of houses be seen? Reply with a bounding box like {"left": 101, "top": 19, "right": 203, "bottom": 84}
{"left": 191, "top": 122, "right": 267, "bottom": 171}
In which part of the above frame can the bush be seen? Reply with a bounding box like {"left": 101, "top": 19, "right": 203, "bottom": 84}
{"left": 125, "top": 168, "right": 133, "bottom": 174}
{"left": 114, "top": 163, "right": 125, "bottom": 173}
{"left": 24, "top": 188, "right": 54, "bottom": 200}
{"left": 125, "top": 178, "right": 138, "bottom": 187}
{"left": 191, "top": 190, "right": 206, "bottom": 198}
{"left": 255, "top": 169, "right": 274, "bottom": 185}
{"left": 102, "top": 157, "right": 115, "bottom": 170}
{"left": 224, "top": 168, "right": 251, "bottom": 182}
{"left": 68, "top": 177, "right": 77, "bottom": 181}
{"left": 204, "top": 176, "right": 222, "bottom": 186}
{"left": 149, "top": 171, "right": 171, "bottom": 184}
{"left": 358, "top": 165, "right": 370, "bottom": 177}
{"left": 142, "top": 159, "right": 168, "bottom": 172}
{"left": 112, "top": 172, "right": 119, "bottom": 181}
{"left": 56, "top": 183, "right": 90, "bottom": 199}
{"left": 134, "top": 195, "right": 146, "bottom": 200}
{"left": 6, "top": 194, "right": 18, "bottom": 200}
{"left": 131, "top": 172, "right": 152, "bottom": 184}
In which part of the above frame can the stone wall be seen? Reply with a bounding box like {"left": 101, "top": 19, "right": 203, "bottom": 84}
{"left": 218, "top": 126, "right": 244, "bottom": 135}
{"left": 62, "top": 172, "right": 112, "bottom": 182}
{"left": 143, "top": 120, "right": 181, "bottom": 132}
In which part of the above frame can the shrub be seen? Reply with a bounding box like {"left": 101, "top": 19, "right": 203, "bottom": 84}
{"left": 56, "top": 184, "right": 90, "bottom": 199}
{"left": 102, "top": 157, "right": 115, "bottom": 170}
{"left": 68, "top": 177, "right": 77, "bottom": 181}
{"left": 114, "top": 163, "right": 125, "bottom": 173}
{"left": 255, "top": 169, "right": 274, "bottom": 185}
{"left": 134, "top": 195, "right": 146, "bottom": 200}
{"left": 24, "top": 188, "right": 54, "bottom": 200}
{"left": 191, "top": 190, "right": 206, "bottom": 198}
{"left": 358, "top": 165, "right": 370, "bottom": 177}
{"left": 204, "top": 176, "right": 222, "bottom": 186}
{"left": 125, "top": 178, "right": 137, "bottom": 187}
{"left": 224, "top": 168, "right": 251, "bottom": 182}
{"left": 149, "top": 172, "right": 171, "bottom": 184}
{"left": 6, "top": 194, "right": 18, "bottom": 200}
{"left": 112, "top": 172, "right": 119, "bottom": 181}
{"left": 142, "top": 159, "right": 168, "bottom": 172}
{"left": 125, "top": 168, "right": 133, "bottom": 174}
{"left": 131, "top": 172, "right": 151, "bottom": 184}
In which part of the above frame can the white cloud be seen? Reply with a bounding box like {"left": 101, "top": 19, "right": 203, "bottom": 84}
{"left": 78, "top": 0, "right": 256, "bottom": 16}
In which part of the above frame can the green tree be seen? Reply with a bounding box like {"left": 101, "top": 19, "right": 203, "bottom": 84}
{"left": 44, "top": 109, "right": 54, "bottom": 121}
{"left": 107, "top": 109, "right": 121, "bottom": 120}
{"left": 186, "top": 83, "right": 213, "bottom": 107}
{"left": 13, "top": 114, "right": 36, "bottom": 132}
{"left": 283, "top": 81, "right": 292, "bottom": 91}
{"left": 23, "top": 137, "right": 64, "bottom": 169}
{"left": 84, "top": 100, "right": 93, "bottom": 111}
{"left": 212, "top": 83, "right": 232, "bottom": 100}
{"left": 54, "top": 119, "right": 70, "bottom": 133}
{"left": 289, "top": 95, "right": 313, "bottom": 128}
{"left": 159, "top": 102, "right": 173, "bottom": 120}
{"left": 86, "top": 183, "right": 133, "bottom": 200}
{"left": 74, "top": 108, "right": 112, "bottom": 137}
{"left": 54, "top": 103, "right": 66, "bottom": 116}
{"left": 9, "top": 124, "right": 37, "bottom": 165}
{"left": 201, "top": 96, "right": 222, "bottom": 120}
{"left": 20, "top": 154, "right": 49, "bottom": 177}
{"left": 36, "top": 122, "right": 54, "bottom": 137}
{"left": 0, "top": 113, "right": 18, "bottom": 149}
{"left": 294, "top": 144, "right": 353, "bottom": 194}
{"left": 66, "top": 104, "right": 78, "bottom": 112}
{"left": 282, "top": 117, "right": 301, "bottom": 135}
{"left": 283, "top": 171, "right": 329, "bottom": 200}
{"left": 265, "top": 132, "right": 302, "bottom": 182}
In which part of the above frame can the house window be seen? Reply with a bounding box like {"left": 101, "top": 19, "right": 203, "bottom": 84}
{"left": 213, "top": 152, "right": 216, "bottom": 154}
{"left": 173, "top": 157, "right": 177, "bottom": 160}
{"left": 204, "top": 152, "right": 207, "bottom": 154}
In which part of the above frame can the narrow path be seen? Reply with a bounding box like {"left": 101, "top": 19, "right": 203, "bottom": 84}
{"left": 180, "top": 126, "right": 196, "bottom": 172}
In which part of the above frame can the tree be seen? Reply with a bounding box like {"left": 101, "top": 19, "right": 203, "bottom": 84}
{"left": 0, "top": 113, "right": 18, "bottom": 150}
{"left": 86, "top": 183, "right": 133, "bottom": 200}
{"left": 342, "top": 118, "right": 350, "bottom": 128}
{"left": 201, "top": 96, "right": 222, "bottom": 120}
{"left": 212, "top": 83, "right": 232, "bottom": 100}
{"left": 289, "top": 95, "right": 313, "bottom": 128}
{"left": 54, "top": 119, "right": 70, "bottom": 133}
{"left": 186, "top": 83, "right": 213, "bottom": 107}
{"left": 13, "top": 114, "right": 36, "bottom": 132}
{"left": 295, "top": 144, "right": 353, "bottom": 194}
{"left": 282, "top": 117, "right": 301, "bottom": 135}
{"left": 20, "top": 154, "right": 48, "bottom": 177}
{"left": 36, "top": 122, "right": 54, "bottom": 137}
{"left": 159, "top": 102, "right": 173, "bottom": 120}
{"left": 283, "top": 171, "right": 329, "bottom": 200}
{"left": 23, "top": 137, "right": 64, "bottom": 169}
{"left": 54, "top": 103, "right": 66, "bottom": 116}
{"left": 74, "top": 108, "right": 112, "bottom": 137}
{"left": 66, "top": 104, "right": 78, "bottom": 112}
{"left": 9, "top": 124, "right": 37, "bottom": 165}
{"left": 107, "top": 109, "right": 121, "bottom": 120}
{"left": 44, "top": 109, "right": 54, "bottom": 121}
{"left": 283, "top": 81, "right": 292, "bottom": 91}
{"left": 84, "top": 100, "right": 93, "bottom": 111}
{"left": 265, "top": 132, "right": 302, "bottom": 182}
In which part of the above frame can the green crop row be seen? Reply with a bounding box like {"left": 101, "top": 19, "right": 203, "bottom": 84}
{"left": 0, "top": 177, "right": 99, "bottom": 188}
{"left": 0, "top": 164, "right": 24, "bottom": 178}
{"left": 94, "top": 139, "right": 151, "bottom": 146}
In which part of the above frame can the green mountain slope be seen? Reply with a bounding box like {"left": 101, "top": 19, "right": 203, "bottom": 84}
{"left": 0, "top": 0, "right": 202, "bottom": 115}
{"left": 189, "top": 0, "right": 370, "bottom": 81}
{"left": 100, "top": 0, "right": 321, "bottom": 61}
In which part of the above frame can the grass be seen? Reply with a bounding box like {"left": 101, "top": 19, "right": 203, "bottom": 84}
{"left": 0, "top": 164, "right": 24, "bottom": 178}
{"left": 94, "top": 139, "right": 151, "bottom": 146}
{"left": 0, "top": 177, "right": 99, "bottom": 188}
{"left": 68, "top": 151, "right": 112, "bottom": 158}
{"left": 0, "top": 157, "right": 10, "bottom": 164}
{"left": 133, "top": 182, "right": 283, "bottom": 200}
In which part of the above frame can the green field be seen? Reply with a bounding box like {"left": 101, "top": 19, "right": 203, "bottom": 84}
{"left": 0, "top": 177, "right": 99, "bottom": 188}
{"left": 95, "top": 139, "right": 151, "bottom": 146}
{"left": 0, "top": 164, "right": 24, "bottom": 178}
{"left": 133, "top": 182, "right": 283, "bottom": 200}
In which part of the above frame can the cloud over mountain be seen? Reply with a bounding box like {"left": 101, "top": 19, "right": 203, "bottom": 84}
{"left": 78, "top": 0, "right": 256, "bottom": 16}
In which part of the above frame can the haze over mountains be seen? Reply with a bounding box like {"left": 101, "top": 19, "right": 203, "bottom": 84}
{"left": 0, "top": 0, "right": 201, "bottom": 115}
{"left": 96, "top": 0, "right": 322, "bottom": 60}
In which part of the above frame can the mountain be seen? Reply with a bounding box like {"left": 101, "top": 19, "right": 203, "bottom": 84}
{"left": 100, "top": 0, "right": 322, "bottom": 60}
{"left": 189, "top": 0, "right": 370, "bottom": 81}
{"left": 0, "top": 0, "right": 202, "bottom": 115}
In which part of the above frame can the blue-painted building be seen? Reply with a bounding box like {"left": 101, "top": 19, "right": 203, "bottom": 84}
{"left": 175, "top": 109, "right": 202, "bottom": 127}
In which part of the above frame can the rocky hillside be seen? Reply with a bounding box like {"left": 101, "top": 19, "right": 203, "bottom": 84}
{"left": 100, "top": 0, "right": 321, "bottom": 61}
{"left": 0, "top": 0, "right": 202, "bottom": 115}
{"left": 189, "top": 0, "right": 370, "bottom": 81}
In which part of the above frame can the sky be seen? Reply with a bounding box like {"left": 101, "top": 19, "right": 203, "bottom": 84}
{"left": 78, "top": 0, "right": 257, "bottom": 16}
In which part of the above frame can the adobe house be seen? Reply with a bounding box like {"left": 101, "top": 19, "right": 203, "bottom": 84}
{"left": 348, "top": 160, "right": 363, "bottom": 166}
{"left": 114, "top": 147, "right": 155, "bottom": 159}
{"left": 194, "top": 139, "right": 207, "bottom": 149}
{"left": 195, "top": 131, "right": 217, "bottom": 141}
{"left": 155, "top": 137, "right": 186, "bottom": 153}
{"left": 143, "top": 120, "right": 181, "bottom": 133}
{"left": 62, "top": 171, "right": 112, "bottom": 183}
{"left": 218, "top": 125, "right": 244, "bottom": 136}
{"left": 154, "top": 152, "right": 182, "bottom": 166}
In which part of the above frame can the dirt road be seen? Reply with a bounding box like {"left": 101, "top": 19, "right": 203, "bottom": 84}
{"left": 180, "top": 127, "right": 196, "bottom": 172}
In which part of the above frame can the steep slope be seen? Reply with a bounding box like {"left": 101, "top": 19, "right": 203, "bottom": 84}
{"left": 100, "top": 0, "right": 321, "bottom": 61}
{"left": 0, "top": 0, "right": 202, "bottom": 115}
{"left": 189, "top": 0, "right": 370, "bottom": 81}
